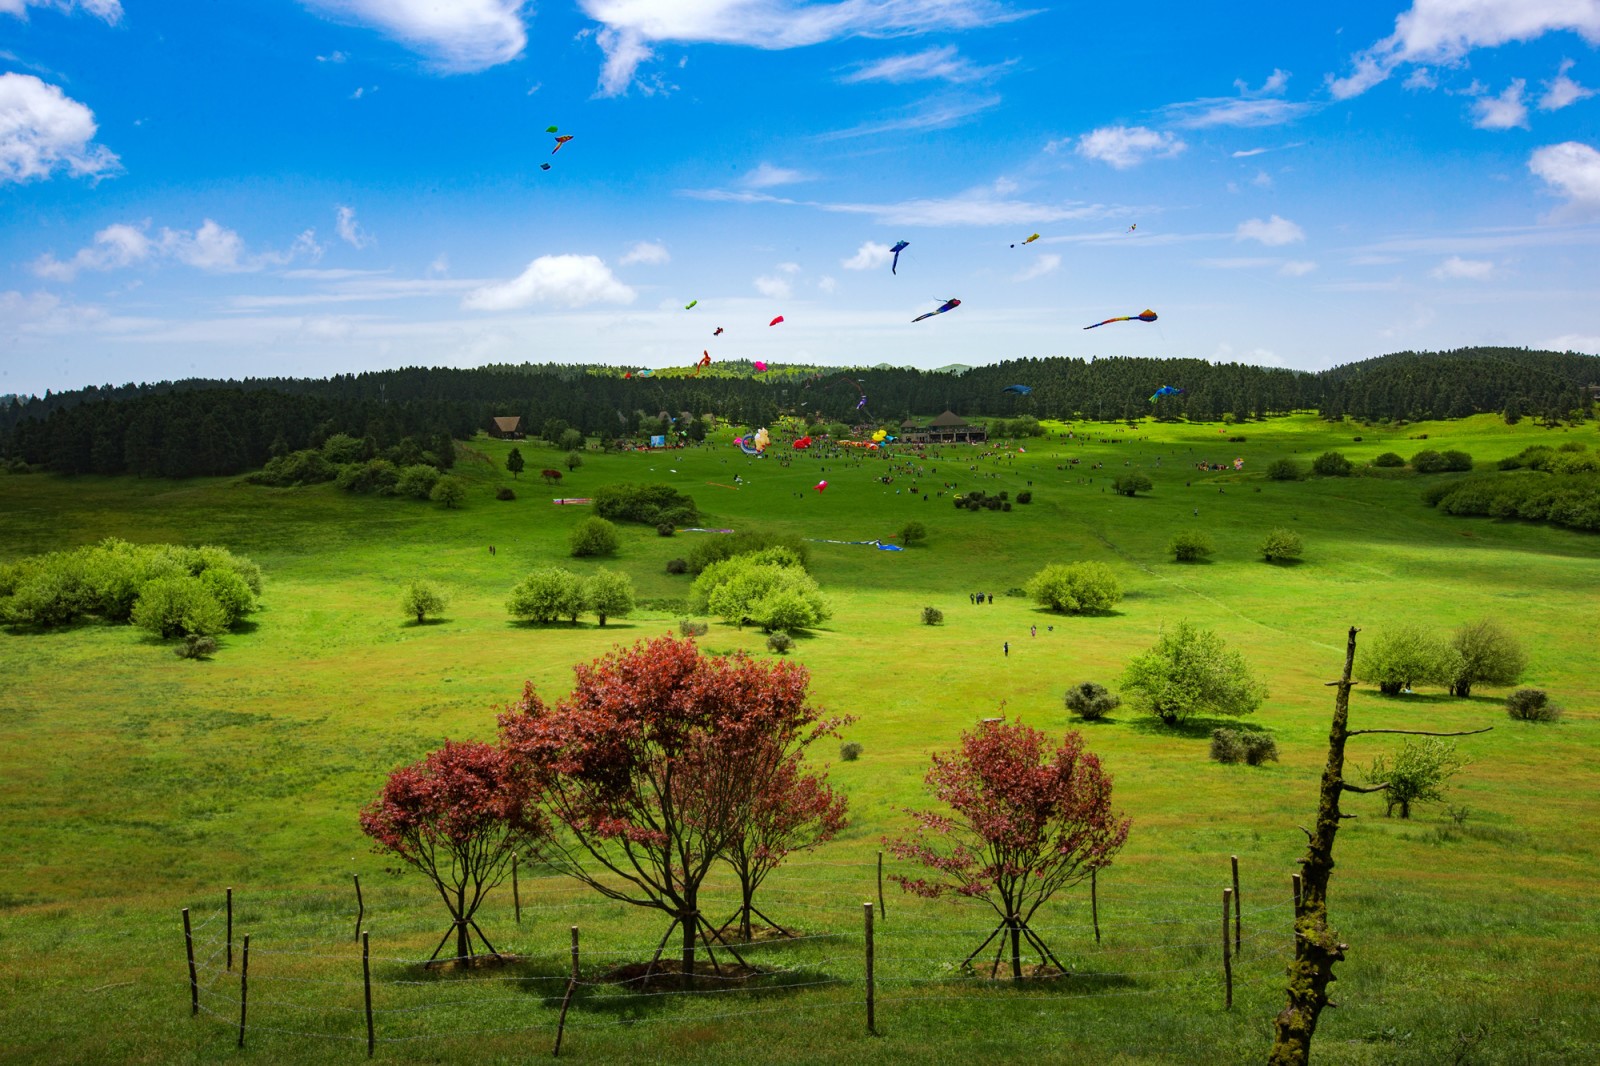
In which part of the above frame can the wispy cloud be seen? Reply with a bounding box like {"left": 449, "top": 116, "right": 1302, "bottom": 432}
{"left": 1471, "top": 79, "right": 1528, "bottom": 130}
{"left": 464, "top": 254, "right": 635, "bottom": 311}
{"left": 841, "top": 241, "right": 893, "bottom": 270}
{"left": 1, "top": 0, "right": 121, "bottom": 23}
{"left": 741, "top": 162, "right": 810, "bottom": 188}
{"left": 1329, "top": 0, "right": 1600, "bottom": 100}
{"left": 33, "top": 219, "right": 322, "bottom": 279}
{"left": 839, "top": 45, "right": 1011, "bottom": 85}
{"left": 817, "top": 93, "right": 999, "bottom": 140}
{"left": 1540, "top": 59, "right": 1595, "bottom": 110}
{"left": 1430, "top": 256, "right": 1494, "bottom": 279}
{"left": 0, "top": 72, "right": 121, "bottom": 184}
{"left": 1230, "top": 142, "right": 1306, "bottom": 158}
{"left": 302, "top": 0, "right": 528, "bottom": 73}
{"left": 1235, "top": 214, "right": 1305, "bottom": 246}
{"left": 580, "top": 0, "right": 1032, "bottom": 96}
{"left": 754, "top": 273, "right": 792, "bottom": 299}
{"left": 685, "top": 179, "right": 1114, "bottom": 227}
{"left": 335, "top": 205, "right": 374, "bottom": 248}
{"left": 1163, "top": 69, "right": 1316, "bottom": 129}
{"left": 619, "top": 241, "right": 670, "bottom": 266}
{"left": 1070, "top": 125, "right": 1186, "bottom": 169}
{"left": 1012, "top": 253, "right": 1060, "bottom": 282}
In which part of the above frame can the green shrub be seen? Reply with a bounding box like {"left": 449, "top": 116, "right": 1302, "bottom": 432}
{"left": 921, "top": 606, "right": 944, "bottom": 625}
{"left": 199, "top": 569, "right": 256, "bottom": 626}
{"left": 593, "top": 482, "right": 699, "bottom": 526}
{"left": 1210, "top": 728, "right": 1246, "bottom": 764}
{"left": 336, "top": 458, "right": 400, "bottom": 494}
{"left": 665, "top": 558, "right": 688, "bottom": 575}
{"left": 401, "top": 579, "right": 448, "bottom": 624}
{"left": 174, "top": 634, "right": 219, "bottom": 660}
{"left": 1312, "top": 451, "right": 1353, "bottom": 476}
{"left": 1112, "top": 472, "right": 1152, "bottom": 496}
{"left": 569, "top": 517, "right": 620, "bottom": 557}
{"left": 1123, "top": 621, "right": 1266, "bottom": 725}
{"left": 1064, "top": 682, "right": 1120, "bottom": 720}
{"left": 1242, "top": 733, "right": 1279, "bottom": 765}
{"left": 1355, "top": 624, "right": 1457, "bottom": 695}
{"left": 1441, "top": 450, "right": 1474, "bottom": 472}
{"left": 429, "top": 476, "right": 467, "bottom": 509}
{"left": 1168, "top": 529, "right": 1214, "bottom": 562}
{"left": 1265, "top": 458, "right": 1303, "bottom": 481}
{"left": 678, "top": 619, "right": 709, "bottom": 637}
{"left": 1259, "top": 528, "right": 1303, "bottom": 562}
{"left": 507, "top": 568, "right": 583, "bottom": 624}
{"left": 657, "top": 522, "right": 676, "bottom": 537}
{"left": 765, "top": 629, "right": 795, "bottom": 654}
{"left": 496, "top": 486, "right": 516, "bottom": 501}
{"left": 1016, "top": 490, "right": 1033, "bottom": 503}
{"left": 582, "top": 568, "right": 635, "bottom": 626}
{"left": 1372, "top": 452, "right": 1406, "bottom": 468}
{"left": 131, "top": 576, "right": 227, "bottom": 639}
{"left": 395, "top": 464, "right": 441, "bottom": 500}
{"left": 839, "top": 741, "right": 863, "bottom": 762}
{"left": 1506, "top": 688, "right": 1561, "bottom": 722}
{"left": 1025, "top": 562, "right": 1123, "bottom": 614}
{"left": 686, "top": 530, "right": 811, "bottom": 574}
{"left": 899, "top": 521, "right": 928, "bottom": 546}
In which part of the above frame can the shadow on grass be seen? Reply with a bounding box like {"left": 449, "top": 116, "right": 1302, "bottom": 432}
{"left": 400, "top": 617, "right": 450, "bottom": 628}
{"left": 1262, "top": 557, "right": 1306, "bottom": 567}
{"left": 1127, "top": 715, "right": 1274, "bottom": 740}
{"left": 558, "top": 962, "right": 844, "bottom": 1020}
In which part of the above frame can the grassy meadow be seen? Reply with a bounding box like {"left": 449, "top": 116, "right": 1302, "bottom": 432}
{"left": 1, "top": 412, "right": 1597, "bottom": 1064}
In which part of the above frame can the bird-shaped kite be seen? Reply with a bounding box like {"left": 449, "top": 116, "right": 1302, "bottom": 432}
{"left": 1011, "top": 233, "right": 1040, "bottom": 248}
{"left": 1084, "top": 309, "right": 1158, "bottom": 330}
{"left": 769, "top": 315, "right": 784, "bottom": 327}
{"left": 552, "top": 135, "right": 573, "bottom": 154}
{"left": 1148, "top": 385, "right": 1185, "bottom": 402}
{"left": 1002, "top": 384, "right": 1033, "bottom": 395}
{"left": 890, "top": 240, "right": 909, "bottom": 274}
{"left": 913, "top": 298, "right": 961, "bottom": 323}
{"left": 713, "top": 327, "right": 723, "bottom": 335}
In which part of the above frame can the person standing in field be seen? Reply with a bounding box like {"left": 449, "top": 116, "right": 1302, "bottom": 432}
{"left": 1003, "top": 641, "right": 1009, "bottom": 657}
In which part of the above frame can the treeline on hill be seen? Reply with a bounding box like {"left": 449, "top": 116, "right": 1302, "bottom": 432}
{"left": 2, "top": 349, "right": 1596, "bottom": 478}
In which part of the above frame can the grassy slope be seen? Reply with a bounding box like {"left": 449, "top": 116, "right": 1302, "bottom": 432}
{"left": 1, "top": 413, "right": 1596, "bottom": 1064}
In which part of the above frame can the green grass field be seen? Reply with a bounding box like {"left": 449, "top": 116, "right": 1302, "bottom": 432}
{"left": 2, "top": 413, "right": 1597, "bottom": 1064}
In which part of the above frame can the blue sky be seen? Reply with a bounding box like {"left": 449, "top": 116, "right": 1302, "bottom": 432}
{"left": 3, "top": 0, "right": 1599, "bottom": 396}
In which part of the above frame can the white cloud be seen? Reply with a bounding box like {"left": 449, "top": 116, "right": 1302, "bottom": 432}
{"left": 580, "top": 0, "right": 1028, "bottom": 96}
{"left": 464, "top": 255, "right": 635, "bottom": 310}
{"left": 0, "top": 0, "right": 120, "bottom": 23}
{"left": 1251, "top": 169, "right": 1273, "bottom": 188}
{"left": 1471, "top": 79, "right": 1529, "bottom": 129}
{"left": 1164, "top": 72, "right": 1314, "bottom": 129}
{"left": 689, "top": 180, "right": 1113, "bottom": 227}
{"left": 1236, "top": 214, "right": 1305, "bottom": 246}
{"left": 840, "top": 45, "right": 1009, "bottom": 84}
{"left": 1279, "top": 260, "right": 1318, "bottom": 276}
{"left": 1403, "top": 67, "right": 1438, "bottom": 91}
{"left": 754, "top": 273, "right": 792, "bottom": 299}
{"left": 817, "top": 274, "right": 837, "bottom": 292}
{"left": 1073, "top": 125, "right": 1186, "bottom": 169}
{"left": 1012, "top": 253, "right": 1060, "bottom": 282}
{"left": 0, "top": 72, "right": 120, "bottom": 184}
{"left": 32, "top": 223, "right": 151, "bottom": 280}
{"left": 1331, "top": 0, "right": 1600, "bottom": 100}
{"left": 1430, "top": 255, "right": 1494, "bottom": 279}
{"left": 427, "top": 254, "right": 450, "bottom": 276}
{"left": 316, "top": 50, "right": 348, "bottom": 62}
{"left": 335, "top": 205, "right": 374, "bottom": 248}
{"left": 742, "top": 162, "right": 808, "bottom": 188}
{"left": 302, "top": 0, "right": 528, "bottom": 73}
{"left": 819, "top": 93, "right": 998, "bottom": 139}
{"left": 1231, "top": 142, "right": 1305, "bottom": 158}
{"left": 842, "top": 241, "right": 892, "bottom": 269}
{"left": 1540, "top": 59, "right": 1595, "bottom": 109}
{"left": 32, "top": 219, "right": 321, "bottom": 278}
{"left": 1544, "top": 331, "right": 1600, "bottom": 353}
{"left": 619, "top": 240, "right": 670, "bottom": 265}
{"left": 1529, "top": 140, "right": 1600, "bottom": 220}
{"left": 777, "top": 261, "right": 801, "bottom": 274}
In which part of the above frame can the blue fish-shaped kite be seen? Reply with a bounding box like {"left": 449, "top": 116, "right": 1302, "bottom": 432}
{"left": 913, "top": 298, "right": 960, "bottom": 323}
{"left": 1148, "top": 386, "right": 1185, "bottom": 403}
{"left": 1003, "top": 384, "right": 1033, "bottom": 395}
{"left": 890, "top": 240, "right": 909, "bottom": 275}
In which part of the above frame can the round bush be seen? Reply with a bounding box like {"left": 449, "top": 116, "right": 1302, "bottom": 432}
{"left": 1372, "top": 452, "right": 1406, "bottom": 468}
{"left": 1025, "top": 562, "right": 1123, "bottom": 614}
{"left": 921, "top": 606, "right": 944, "bottom": 626}
{"left": 1259, "top": 528, "right": 1304, "bottom": 562}
{"left": 839, "top": 741, "right": 863, "bottom": 762}
{"left": 1312, "top": 451, "right": 1353, "bottom": 477}
{"left": 1210, "top": 728, "right": 1246, "bottom": 764}
{"left": 496, "top": 486, "right": 516, "bottom": 501}
{"left": 1064, "top": 681, "right": 1120, "bottom": 721}
{"left": 766, "top": 629, "right": 795, "bottom": 654}
{"left": 1506, "top": 688, "right": 1562, "bottom": 723}
{"left": 569, "top": 517, "right": 620, "bottom": 557}
{"left": 1242, "top": 733, "right": 1280, "bottom": 765}
{"left": 665, "top": 557, "right": 688, "bottom": 575}
{"left": 1016, "top": 490, "right": 1033, "bottom": 504}
{"left": 678, "top": 618, "right": 708, "bottom": 637}
{"left": 1168, "top": 529, "right": 1214, "bottom": 562}
{"left": 1266, "top": 458, "right": 1303, "bottom": 481}
{"left": 1112, "top": 472, "right": 1152, "bottom": 496}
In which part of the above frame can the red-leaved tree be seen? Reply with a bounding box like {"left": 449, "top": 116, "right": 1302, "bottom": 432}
{"left": 887, "top": 720, "right": 1130, "bottom": 979}
{"left": 719, "top": 751, "right": 849, "bottom": 940}
{"left": 359, "top": 740, "right": 548, "bottom": 963}
{"left": 498, "top": 634, "right": 845, "bottom": 983}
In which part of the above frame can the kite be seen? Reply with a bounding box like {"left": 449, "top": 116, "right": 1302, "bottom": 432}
{"left": 871, "top": 429, "right": 887, "bottom": 443}
{"left": 754, "top": 428, "right": 770, "bottom": 451}
{"left": 815, "top": 480, "right": 828, "bottom": 492}
{"left": 1127, "top": 224, "right": 1137, "bottom": 233}
{"left": 1233, "top": 457, "right": 1245, "bottom": 470}
{"left": 1148, "top": 385, "right": 1184, "bottom": 402}
{"left": 552, "top": 135, "right": 573, "bottom": 154}
{"left": 713, "top": 327, "right": 723, "bottom": 335}
{"left": 1002, "top": 384, "right": 1033, "bottom": 395}
{"left": 769, "top": 315, "right": 784, "bottom": 327}
{"left": 890, "top": 240, "right": 909, "bottom": 274}
{"left": 857, "top": 395, "right": 868, "bottom": 409}
{"left": 1084, "top": 309, "right": 1158, "bottom": 330}
{"left": 754, "top": 360, "right": 768, "bottom": 372}
{"left": 693, "top": 352, "right": 711, "bottom": 375}
{"left": 877, "top": 543, "right": 904, "bottom": 551}
{"left": 637, "top": 369, "right": 653, "bottom": 377}
{"left": 793, "top": 436, "right": 812, "bottom": 449}
{"left": 540, "top": 163, "right": 551, "bottom": 171}
{"left": 1011, "top": 233, "right": 1040, "bottom": 248}
{"left": 545, "top": 125, "right": 559, "bottom": 133}
{"left": 912, "top": 298, "right": 961, "bottom": 323}
{"left": 685, "top": 300, "right": 698, "bottom": 310}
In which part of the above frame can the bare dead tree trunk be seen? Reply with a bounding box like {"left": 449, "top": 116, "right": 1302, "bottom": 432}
{"left": 1268, "top": 627, "right": 1357, "bottom": 1065}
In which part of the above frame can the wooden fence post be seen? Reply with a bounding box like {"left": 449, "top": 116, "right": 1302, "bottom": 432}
{"left": 182, "top": 908, "right": 198, "bottom": 1017}
{"left": 1292, "top": 872, "right": 1303, "bottom": 916}
{"left": 513, "top": 854, "right": 521, "bottom": 925}
{"left": 553, "top": 925, "right": 579, "bottom": 1057}
{"left": 864, "top": 902, "right": 877, "bottom": 1035}
{"left": 362, "top": 930, "right": 374, "bottom": 1058}
{"left": 1091, "top": 868, "right": 1101, "bottom": 946}
{"left": 1230, "top": 855, "right": 1241, "bottom": 956}
{"left": 876, "top": 852, "right": 886, "bottom": 921}
{"left": 353, "top": 873, "right": 364, "bottom": 943}
{"left": 1221, "top": 889, "right": 1233, "bottom": 1011}
{"left": 226, "top": 888, "right": 233, "bottom": 972}
{"left": 238, "top": 933, "right": 250, "bottom": 1048}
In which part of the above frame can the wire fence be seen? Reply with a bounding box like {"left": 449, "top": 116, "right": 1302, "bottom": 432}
{"left": 177, "top": 859, "right": 1296, "bottom": 1054}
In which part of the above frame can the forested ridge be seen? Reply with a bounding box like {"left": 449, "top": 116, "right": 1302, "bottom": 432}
{"left": 2, "top": 348, "right": 1595, "bottom": 478}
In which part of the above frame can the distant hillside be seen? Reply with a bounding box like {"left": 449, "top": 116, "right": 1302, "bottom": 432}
{"left": 2, "top": 348, "right": 1594, "bottom": 478}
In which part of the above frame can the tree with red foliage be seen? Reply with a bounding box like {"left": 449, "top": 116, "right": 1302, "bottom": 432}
{"left": 359, "top": 741, "right": 548, "bottom": 963}
{"left": 887, "top": 720, "right": 1130, "bottom": 979}
{"left": 719, "top": 751, "right": 849, "bottom": 941}
{"left": 498, "top": 634, "right": 846, "bottom": 983}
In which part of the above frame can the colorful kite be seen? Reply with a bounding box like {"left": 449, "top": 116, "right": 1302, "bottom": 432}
{"left": 793, "top": 436, "right": 812, "bottom": 449}
{"left": 540, "top": 163, "right": 551, "bottom": 171}
{"left": 1233, "top": 457, "right": 1245, "bottom": 470}
{"left": 1148, "top": 385, "right": 1184, "bottom": 402}
{"left": 754, "top": 360, "right": 768, "bottom": 372}
{"left": 685, "top": 300, "right": 698, "bottom": 310}
{"left": 769, "top": 315, "right": 784, "bottom": 327}
{"left": 1011, "top": 233, "right": 1040, "bottom": 248}
{"left": 552, "top": 135, "right": 573, "bottom": 154}
{"left": 1002, "top": 384, "right": 1033, "bottom": 395}
{"left": 1084, "top": 309, "right": 1158, "bottom": 330}
{"left": 1127, "top": 224, "right": 1138, "bottom": 233}
{"left": 815, "top": 480, "right": 828, "bottom": 492}
{"left": 890, "top": 240, "right": 909, "bottom": 274}
{"left": 913, "top": 298, "right": 961, "bottom": 323}
{"left": 713, "top": 327, "right": 723, "bottom": 335}
{"left": 637, "top": 369, "right": 653, "bottom": 377}
{"left": 545, "top": 125, "right": 559, "bottom": 133}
